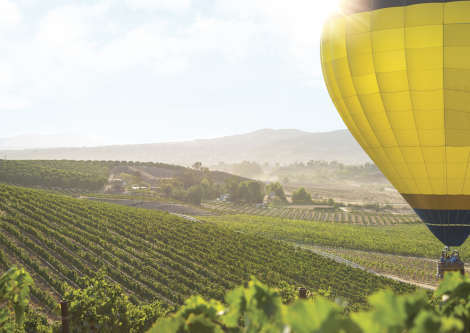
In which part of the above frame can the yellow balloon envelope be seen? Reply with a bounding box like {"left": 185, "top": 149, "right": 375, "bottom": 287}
{"left": 321, "top": 0, "right": 470, "bottom": 246}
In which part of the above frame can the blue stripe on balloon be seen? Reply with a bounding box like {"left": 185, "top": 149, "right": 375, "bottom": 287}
{"left": 414, "top": 208, "right": 470, "bottom": 246}
{"left": 347, "top": 0, "right": 460, "bottom": 14}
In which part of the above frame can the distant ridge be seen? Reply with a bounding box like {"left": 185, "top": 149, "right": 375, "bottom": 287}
{"left": 0, "top": 129, "right": 370, "bottom": 165}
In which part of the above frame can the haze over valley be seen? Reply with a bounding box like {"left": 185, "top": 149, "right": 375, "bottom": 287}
{"left": 0, "top": 129, "right": 370, "bottom": 165}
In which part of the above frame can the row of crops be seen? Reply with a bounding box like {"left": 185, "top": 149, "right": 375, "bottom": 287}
{"left": 204, "top": 215, "right": 463, "bottom": 260}
{"left": 302, "top": 245, "right": 439, "bottom": 287}
{"left": 204, "top": 201, "right": 419, "bottom": 225}
{"left": 0, "top": 160, "right": 111, "bottom": 191}
{"left": 0, "top": 184, "right": 415, "bottom": 317}
{"left": 204, "top": 215, "right": 461, "bottom": 287}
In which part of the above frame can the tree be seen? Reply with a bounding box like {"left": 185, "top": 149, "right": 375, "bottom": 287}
{"left": 162, "top": 184, "right": 172, "bottom": 198}
{"left": 266, "top": 182, "right": 286, "bottom": 202}
{"left": 225, "top": 179, "right": 240, "bottom": 202}
{"left": 192, "top": 162, "right": 202, "bottom": 170}
{"left": 179, "top": 171, "right": 200, "bottom": 188}
{"left": 186, "top": 185, "right": 203, "bottom": 206}
{"left": 200, "top": 178, "right": 214, "bottom": 200}
{"left": 236, "top": 181, "right": 247, "bottom": 201}
{"left": 291, "top": 187, "right": 312, "bottom": 205}
{"left": 237, "top": 181, "right": 264, "bottom": 203}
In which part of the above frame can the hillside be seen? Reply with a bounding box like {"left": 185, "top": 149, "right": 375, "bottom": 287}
{"left": 0, "top": 159, "right": 246, "bottom": 192}
{"left": 0, "top": 160, "right": 110, "bottom": 191}
{"left": 0, "top": 184, "right": 414, "bottom": 317}
{"left": 0, "top": 129, "right": 370, "bottom": 165}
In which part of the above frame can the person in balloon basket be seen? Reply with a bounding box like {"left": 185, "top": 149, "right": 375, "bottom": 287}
{"left": 440, "top": 251, "right": 446, "bottom": 264}
{"left": 440, "top": 248, "right": 462, "bottom": 265}
{"left": 440, "top": 247, "right": 450, "bottom": 264}
{"left": 449, "top": 250, "right": 462, "bottom": 264}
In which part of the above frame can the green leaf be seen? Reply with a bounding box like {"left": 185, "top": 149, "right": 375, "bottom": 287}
{"left": 285, "top": 298, "right": 361, "bottom": 333}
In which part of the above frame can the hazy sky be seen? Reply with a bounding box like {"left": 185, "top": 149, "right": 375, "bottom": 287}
{"left": 1, "top": 0, "right": 343, "bottom": 144}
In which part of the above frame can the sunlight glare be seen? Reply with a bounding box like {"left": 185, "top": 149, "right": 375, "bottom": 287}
{"left": 319, "top": 0, "right": 342, "bottom": 23}
{"left": 312, "top": 0, "right": 342, "bottom": 34}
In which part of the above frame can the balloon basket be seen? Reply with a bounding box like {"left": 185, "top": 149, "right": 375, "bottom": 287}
{"left": 437, "top": 247, "right": 465, "bottom": 279}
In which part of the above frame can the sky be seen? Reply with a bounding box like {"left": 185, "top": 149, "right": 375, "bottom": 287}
{"left": 1, "top": 0, "right": 344, "bottom": 145}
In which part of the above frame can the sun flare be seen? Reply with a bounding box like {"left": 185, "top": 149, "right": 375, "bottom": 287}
{"left": 317, "top": 0, "right": 342, "bottom": 26}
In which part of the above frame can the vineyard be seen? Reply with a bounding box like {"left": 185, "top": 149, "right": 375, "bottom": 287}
{"left": 0, "top": 184, "right": 415, "bottom": 318}
{"left": 303, "top": 245, "right": 439, "bottom": 287}
{"left": 203, "top": 201, "right": 419, "bottom": 225}
{"left": 0, "top": 160, "right": 110, "bottom": 191}
{"left": 204, "top": 215, "right": 470, "bottom": 260}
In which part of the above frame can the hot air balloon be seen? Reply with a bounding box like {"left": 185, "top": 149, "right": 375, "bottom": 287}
{"left": 320, "top": 0, "right": 470, "bottom": 272}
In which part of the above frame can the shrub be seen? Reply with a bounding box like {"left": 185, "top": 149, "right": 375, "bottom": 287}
{"left": 291, "top": 187, "right": 312, "bottom": 205}
{"left": 149, "top": 274, "right": 470, "bottom": 333}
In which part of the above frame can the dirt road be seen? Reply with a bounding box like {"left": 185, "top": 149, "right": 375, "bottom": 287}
{"left": 298, "top": 245, "right": 437, "bottom": 290}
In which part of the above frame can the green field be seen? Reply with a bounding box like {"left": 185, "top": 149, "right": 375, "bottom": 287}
{"left": 0, "top": 184, "right": 415, "bottom": 318}
{"left": 204, "top": 201, "right": 418, "bottom": 225}
{"left": 0, "top": 160, "right": 110, "bottom": 191}
{"left": 203, "top": 215, "right": 463, "bottom": 260}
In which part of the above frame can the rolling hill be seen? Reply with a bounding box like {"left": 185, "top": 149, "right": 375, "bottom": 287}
{"left": 0, "top": 129, "right": 370, "bottom": 165}
{"left": 0, "top": 184, "right": 414, "bottom": 318}
{"left": 0, "top": 159, "right": 247, "bottom": 192}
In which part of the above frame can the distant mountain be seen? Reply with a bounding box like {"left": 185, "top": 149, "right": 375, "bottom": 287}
{"left": 0, "top": 129, "right": 370, "bottom": 165}
{"left": 0, "top": 134, "right": 107, "bottom": 150}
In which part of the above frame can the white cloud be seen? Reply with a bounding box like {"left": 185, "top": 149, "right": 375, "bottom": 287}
{"left": 126, "top": 0, "right": 191, "bottom": 12}
{"left": 0, "top": 0, "right": 345, "bottom": 140}
{"left": 0, "top": 95, "right": 30, "bottom": 110}
{"left": 94, "top": 16, "right": 258, "bottom": 74}
{"left": 0, "top": 0, "right": 21, "bottom": 29}
{"left": 215, "top": 0, "right": 340, "bottom": 78}
{"left": 185, "top": 17, "right": 259, "bottom": 63}
{"left": 0, "top": 1, "right": 257, "bottom": 108}
{"left": 50, "top": 20, "right": 181, "bottom": 76}
{"left": 36, "top": 6, "right": 90, "bottom": 47}
{"left": 0, "top": 0, "right": 336, "bottom": 111}
{"left": 0, "top": 62, "right": 14, "bottom": 88}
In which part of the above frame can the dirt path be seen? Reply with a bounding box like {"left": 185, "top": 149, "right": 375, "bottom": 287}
{"left": 306, "top": 244, "right": 442, "bottom": 264}
{"left": 103, "top": 172, "right": 115, "bottom": 192}
{"left": 379, "top": 273, "right": 436, "bottom": 290}
{"left": 129, "top": 166, "right": 158, "bottom": 181}
{"left": 295, "top": 244, "right": 437, "bottom": 290}
{"left": 172, "top": 213, "right": 202, "bottom": 223}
